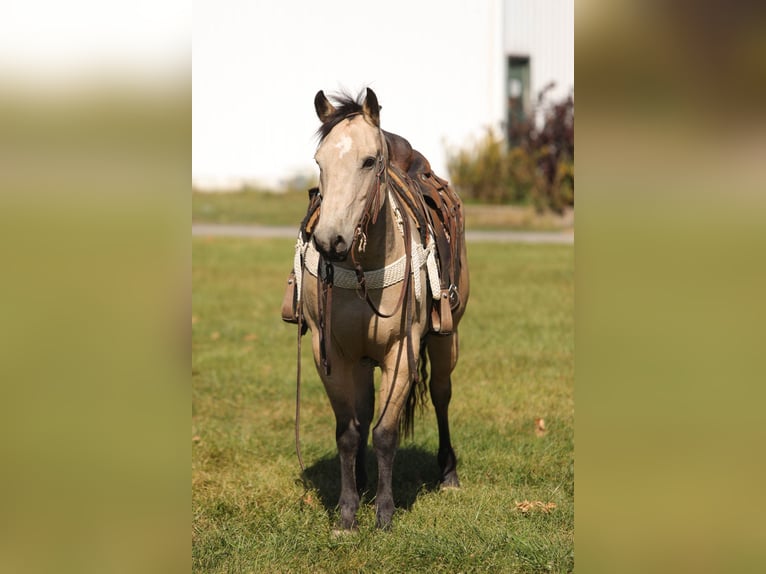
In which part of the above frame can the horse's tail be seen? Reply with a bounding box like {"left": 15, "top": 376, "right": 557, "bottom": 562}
{"left": 401, "top": 336, "right": 429, "bottom": 440}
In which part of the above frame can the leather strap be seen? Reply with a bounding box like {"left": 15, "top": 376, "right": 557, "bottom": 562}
{"left": 431, "top": 289, "right": 453, "bottom": 335}
{"left": 350, "top": 191, "right": 412, "bottom": 320}
{"left": 281, "top": 270, "right": 298, "bottom": 323}
{"left": 317, "top": 259, "right": 334, "bottom": 376}
{"left": 295, "top": 304, "right": 305, "bottom": 472}
{"left": 289, "top": 128, "right": 465, "bottom": 473}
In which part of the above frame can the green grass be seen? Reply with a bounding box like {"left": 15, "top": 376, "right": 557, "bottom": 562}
{"left": 193, "top": 189, "right": 311, "bottom": 227}
{"left": 192, "top": 237, "right": 573, "bottom": 573}
{"left": 192, "top": 190, "right": 574, "bottom": 232}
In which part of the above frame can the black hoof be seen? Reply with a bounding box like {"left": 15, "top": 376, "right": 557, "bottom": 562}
{"left": 375, "top": 501, "right": 395, "bottom": 530}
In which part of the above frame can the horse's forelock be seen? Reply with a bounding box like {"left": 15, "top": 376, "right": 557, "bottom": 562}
{"left": 315, "top": 90, "right": 368, "bottom": 142}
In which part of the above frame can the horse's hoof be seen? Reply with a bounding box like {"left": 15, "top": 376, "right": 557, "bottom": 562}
{"left": 440, "top": 473, "right": 460, "bottom": 490}
{"left": 375, "top": 503, "right": 395, "bottom": 530}
{"left": 331, "top": 524, "right": 358, "bottom": 536}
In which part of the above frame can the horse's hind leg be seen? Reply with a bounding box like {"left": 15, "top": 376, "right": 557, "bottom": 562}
{"left": 427, "top": 332, "right": 460, "bottom": 488}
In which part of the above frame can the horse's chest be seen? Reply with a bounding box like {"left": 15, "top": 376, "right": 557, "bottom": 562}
{"left": 304, "top": 288, "right": 408, "bottom": 353}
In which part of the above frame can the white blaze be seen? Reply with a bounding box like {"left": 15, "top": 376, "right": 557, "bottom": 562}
{"left": 334, "top": 135, "right": 352, "bottom": 158}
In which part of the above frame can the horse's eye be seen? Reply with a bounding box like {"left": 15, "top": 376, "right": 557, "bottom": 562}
{"left": 362, "top": 156, "right": 376, "bottom": 169}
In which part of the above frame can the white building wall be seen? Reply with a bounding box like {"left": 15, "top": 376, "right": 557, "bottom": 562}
{"left": 192, "top": 0, "right": 571, "bottom": 189}
{"left": 193, "top": 0, "right": 508, "bottom": 189}
{"left": 504, "top": 0, "right": 574, "bottom": 105}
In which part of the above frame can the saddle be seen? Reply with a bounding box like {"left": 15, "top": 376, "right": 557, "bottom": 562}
{"left": 382, "top": 131, "right": 464, "bottom": 334}
{"left": 281, "top": 131, "right": 464, "bottom": 335}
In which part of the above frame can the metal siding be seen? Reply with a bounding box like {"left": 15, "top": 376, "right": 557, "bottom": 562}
{"left": 504, "top": 0, "right": 574, "bottom": 103}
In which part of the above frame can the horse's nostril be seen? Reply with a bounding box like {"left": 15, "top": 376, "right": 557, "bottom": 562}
{"left": 333, "top": 235, "right": 347, "bottom": 253}
{"left": 313, "top": 236, "right": 328, "bottom": 255}
{"left": 314, "top": 233, "right": 348, "bottom": 261}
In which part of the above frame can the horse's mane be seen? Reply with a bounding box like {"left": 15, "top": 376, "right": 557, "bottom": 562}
{"left": 315, "top": 89, "right": 368, "bottom": 142}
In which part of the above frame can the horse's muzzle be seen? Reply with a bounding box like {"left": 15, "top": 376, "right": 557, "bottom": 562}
{"left": 313, "top": 234, "right": 349, "bottom": 262}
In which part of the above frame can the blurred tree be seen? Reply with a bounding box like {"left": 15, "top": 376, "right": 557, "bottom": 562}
{"left": 447, "top": 86, "right": 574, "bottom": 213}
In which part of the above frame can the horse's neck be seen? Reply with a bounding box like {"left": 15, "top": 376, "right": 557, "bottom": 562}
{"left": 351, "top": 185, "right": 406, "bottom": 271}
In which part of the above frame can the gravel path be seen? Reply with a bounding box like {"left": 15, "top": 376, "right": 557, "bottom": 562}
{"left": 192, "top": 223, "right": 573, "bottom": 244}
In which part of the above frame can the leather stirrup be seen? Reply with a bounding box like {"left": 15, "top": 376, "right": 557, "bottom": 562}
{"left": 430, "top": 289, "right": 453, "bottom": 335}
{"left": 281, "top": 271, "right": 299, "bottom": 323}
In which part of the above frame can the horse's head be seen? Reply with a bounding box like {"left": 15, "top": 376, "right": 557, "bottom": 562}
{"left": 312, "top": 88, "right": 386, "bottom": 261}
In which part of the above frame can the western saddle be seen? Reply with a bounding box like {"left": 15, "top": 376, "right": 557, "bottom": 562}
{"left": 282, "top": 130, "right": 464, "bottom": 335}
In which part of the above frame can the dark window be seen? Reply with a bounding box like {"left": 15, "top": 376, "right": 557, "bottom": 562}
{"left": 507, "top": 55, "right": 530, "bottom": 144}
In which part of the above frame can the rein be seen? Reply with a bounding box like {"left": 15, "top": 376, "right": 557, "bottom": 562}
{"left": 352, "top": 151, "right": 386, "bottom": 250}
{"left": 315, "top": 134, "right": 417, "bottom": 375}
{"left": 351, "top": 216, "right": 411, "bottom": 320}
{"left": 349, "top": 134, "right": 414, "bottom": 323}
{"left": 295, "top": 300, "right": 305, "bottom": 472}
{"left": 294, "top": 139, "right": 421, "bottom": 471}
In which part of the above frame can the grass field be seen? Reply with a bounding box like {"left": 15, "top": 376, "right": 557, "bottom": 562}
{"left": 192, "top": 190, "right": 574, "bottom": 232}
{"left": 192, "top": 237, "right": 574, "bottom": 573}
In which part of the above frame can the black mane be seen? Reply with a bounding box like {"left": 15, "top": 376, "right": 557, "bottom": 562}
{"left": 316, "top": 90, "right": 368, "bottom": 142}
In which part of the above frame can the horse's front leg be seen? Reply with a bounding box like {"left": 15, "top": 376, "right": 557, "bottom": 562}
{"left": 372, "top": 419, "right": 397, "bottom": 529}
{"left": 373, "top": 341, "right": 416, "bottom": 529}
{"left": 334, "top": 414, "right": 361, "bottom": 529}
{"left": 323, "top": 361, "right": 372, "bottom": 530}
{"left": 355, "top": 363, "right": 375, "bottom": 495}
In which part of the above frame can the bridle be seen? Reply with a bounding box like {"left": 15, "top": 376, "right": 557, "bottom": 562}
{"left": 350, "top": 141, "right": 387, "bottom": 255}
{"left": 315, "top": 127, "right": 416, "bottom": 367}
{"left": 295, "top": 126, "right": 419, "bottom": 473}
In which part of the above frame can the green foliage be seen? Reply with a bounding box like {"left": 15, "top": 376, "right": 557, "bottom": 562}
{"left": 447, "top": 89, "right": 574, "bottom": 214}
{"left": 447, "top": 129, "right": 519, "bottom": 205}
{"left": 192, "top": 237, "right": 573, "bottom": 572}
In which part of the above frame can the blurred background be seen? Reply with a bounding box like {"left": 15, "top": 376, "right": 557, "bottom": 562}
{"left": 193, "top": 0, "right": 572, "bottom": 188}
{"left": 1, "top": 2, "right": 189, "bottom": 574}
{"left": 193, "top": 0, "right": 575, "bottom": 226}
{"left": 577, "top": 2, "right": 766, "bottom": 572}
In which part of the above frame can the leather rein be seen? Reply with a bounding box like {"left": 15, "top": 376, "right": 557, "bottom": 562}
{"left": 316, "top": 131, "right": 416, "bottom": 372}
{"left": 295, "top": 132, "right": 420, "bottom": 472}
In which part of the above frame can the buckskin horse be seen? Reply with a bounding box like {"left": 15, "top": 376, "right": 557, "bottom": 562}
{"left": 282, "top": 88, "right": 469, "bottom": 530}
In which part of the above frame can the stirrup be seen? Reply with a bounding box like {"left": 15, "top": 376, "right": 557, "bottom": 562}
{"left": 430, "top": 289, "right": 453, "bottom": 335}
{"left": 281, "top": 271, "right": 299, "bottom": 323}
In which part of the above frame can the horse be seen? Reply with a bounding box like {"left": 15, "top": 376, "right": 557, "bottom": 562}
{"left": 283, "top": 88, "right": 469, "bottom": 530}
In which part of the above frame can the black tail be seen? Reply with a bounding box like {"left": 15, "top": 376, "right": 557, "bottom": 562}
{"left": 400, "top": 337, "right": 429, "bottom": 440}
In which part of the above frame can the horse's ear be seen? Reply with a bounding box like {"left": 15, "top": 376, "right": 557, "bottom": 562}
{"left": 314, "top": 90, "right": 336, "bottom": 123}
{"left": 362, "top": 88, "right": 380, "bottom": 127}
